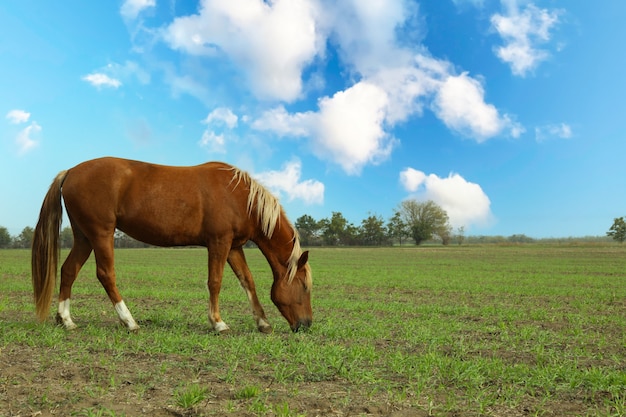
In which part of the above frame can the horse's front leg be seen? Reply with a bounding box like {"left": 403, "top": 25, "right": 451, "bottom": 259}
{"left": 228, "top": 247, "right": 272, "bottom": 333}
{"left": 207, "top": 246, "right": 230, "bottom": 333}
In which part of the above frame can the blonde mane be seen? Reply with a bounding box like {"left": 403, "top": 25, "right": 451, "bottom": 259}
{"left": 228, "top": 167, "right": 311, "bottom": 286}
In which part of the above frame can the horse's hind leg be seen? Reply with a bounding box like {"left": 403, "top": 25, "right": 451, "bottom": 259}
{"left": 57, "top": 231, "right": 93, "bottom": 329}
{"left": 228, "top": 247, "right": 272, "bottom": 333}
{"left": 92, "top": 236, "right": 139, "bottom": 331}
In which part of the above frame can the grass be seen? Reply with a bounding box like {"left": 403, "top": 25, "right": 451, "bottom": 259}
{"left": 0, "top": 244, "right": 625, "bottom": 416}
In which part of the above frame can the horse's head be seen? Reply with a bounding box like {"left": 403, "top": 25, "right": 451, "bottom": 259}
{"left": 271, "top": 251, "right": 312, "bottom": 332}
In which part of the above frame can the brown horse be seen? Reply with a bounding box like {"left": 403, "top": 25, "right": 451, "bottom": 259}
{"left": 31, "top": 157, "right": 312, "bottom": 333}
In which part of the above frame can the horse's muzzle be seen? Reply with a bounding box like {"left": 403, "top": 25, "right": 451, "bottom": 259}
{"left": 292, "top": 318, "right": 312, "bottom": 333}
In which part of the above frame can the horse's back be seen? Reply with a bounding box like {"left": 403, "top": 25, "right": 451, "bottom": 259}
{"left": 61, "top": 157, "right": 249, "bottom": 246}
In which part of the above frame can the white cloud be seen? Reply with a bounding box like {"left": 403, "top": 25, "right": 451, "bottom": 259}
{"left": 120, "top": 0, "right": 155, "bottom": 20}
{"left": 491, "top": 2, "right": 561, "bottom": 76}
{"left": 324, "top": 0, "right": 419, "bottom": 75}
{"left": 255, "top": 159, "right": 324, "bottom": 205}
{"left": 199, "top": 108, "right": 239, "bottom": 153}
{"left": 432, "top": 72, "right": 523, "bottom": 141}
{"left": 162, "top": 0, "right": 524, "bottom": 173}
{"left": 16, "top": 122, "right": 41, "bottom": 155}
{"left": 6, "top": 109, "right": 41, "bottom": 154}
{"left": 203, "top": 107, "right": 238, "bottom": 128}
{"left": 107, "top": 61, "right": 151, "bottom": 85}
{"left": 399, "top": 167, "right": 427, "bottom": 192}
{"left": 163, "top": 0, "right": 323, "bottom": 101}
{"left": 82, "top": 62, "right": 149, "bottom": 92}
{"left": 198, "top": 131, "right": 227, "bottom": 153}
{"left": 82, "top": 73, "right": 122, "bottom": 89}
{"left": 254, "top": 61, "right": 519, "bottom": 173}
{"left": 253, "top": 81, "right": 397, "bottom": 175}
{"left": 369, "top": 60, "right": 440, "bottom": 124}
{"left": 6, "top": 109, "right": 31, "bottom": 124}
{"left": 400, "top": 167, "right": 493, "bottom": 229}
{"left": 535, "top": 123, "right": 572, "bottom": 142}
{"left": 251, "top": 106, "right": 312, "bottom": 137}
{"left": 310, "top": 81, "right": 396, "bottom": 174}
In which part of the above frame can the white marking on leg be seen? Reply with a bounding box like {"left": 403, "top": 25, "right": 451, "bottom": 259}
{"left": 58, "top": 299, "right": 77, "bottom": 330}
{"left": 257, "top": 317, "right": 271, "bottom": 330}
{"left": 115, "top": 300, "right": 139, "bottom": 331}
{"left": 207, "top": 281, "right": 229, "bottom": 332}
{"left": 214, "top": 321, "right": 230, "bottom": 332}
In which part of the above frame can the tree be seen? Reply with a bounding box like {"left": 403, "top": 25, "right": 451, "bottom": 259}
{"left": 295, "top": 214, "right": 321, "bottom": 246}
{"left": 360, "top": 213, "right": 387, "bottom": 246}
{"left": 0, "top": 226, "right": 12, "bottom": 248}
{"left": 455, "top": 226, "right": 466, "bottom": 246}
{"left": 398, "top": 200, "right": 451, "bottom": 245}
{"left": 320, "top": 212, "right": 348, "bottom": 246}
{"left": 607, "top": 217, "right": 626, "bottom": 243}
{"left": 387, "top": 210, "right": 408, "bottom": 245}
{"left": 343, "top": 222, "right": 359, "bottom": 245}
{"left": 60, "top": 226, "right": 74, "bottom": 249}
{"left": 15, "top": 226, "right": 34, "bottom": 248}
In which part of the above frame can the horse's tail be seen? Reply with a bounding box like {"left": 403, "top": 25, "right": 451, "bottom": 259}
{"left": 31, "top": 170, "right": 68, "bottom": 322}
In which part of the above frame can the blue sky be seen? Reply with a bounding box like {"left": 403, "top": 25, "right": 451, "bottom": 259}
{"left": 1, "top": 0, "right": 625, "bottom": 238}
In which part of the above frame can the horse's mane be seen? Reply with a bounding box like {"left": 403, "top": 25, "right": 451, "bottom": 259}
{"left": 228, "top": 167, "right": 310, "bottom": 286}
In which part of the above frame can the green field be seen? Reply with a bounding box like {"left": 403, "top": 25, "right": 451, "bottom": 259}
{"left": 1, "top": 245, "right": 625, "bottom": 416}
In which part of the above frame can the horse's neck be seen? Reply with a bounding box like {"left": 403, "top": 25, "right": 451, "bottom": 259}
{"left": 254, "top": 222, "right": 294, "bottom": 279}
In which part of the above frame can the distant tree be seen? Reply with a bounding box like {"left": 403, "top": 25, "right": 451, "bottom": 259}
{"left": 398, "top": 200, "right": 451, "bottom": 245}
{"left": 113, "top": 230, "right": 150, "bottom": 248}
{"left": 387, "top": 210, "right": 409, "bottom": 245}
{"left": 343, "top": 222, "right": 359, "bottom": 245}
{"left": 320, "top": 212, "right": 348, "bottom": 246}
{"left": 507, "top": 234, "right": 535, "bottom": 243}
{"left": 0, "top": 226, "right": 12, "bottom": 248}
{"left": 455, "top": 226, "right": 466, "bottom": 246}
{"left": 607, "top": 217, "right": 626, "bottom": 243}
{"left": 15, "top": 226, "right": 34, "bottom": 249}
{"left": 360, "top": 213, "right": 387, "bottom": 246}
{"left": 439, "top": 224, "right": 453, "bottom": 245}
{"left": 60, "top": 226, "right": 74, "bottom": 249}
{"left": 295, "top": 214, "right": 321, "bottom": 246}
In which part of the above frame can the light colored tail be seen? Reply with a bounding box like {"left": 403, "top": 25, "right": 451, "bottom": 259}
{"left": 31, "top": 170, "right": 68, "bottom": 322}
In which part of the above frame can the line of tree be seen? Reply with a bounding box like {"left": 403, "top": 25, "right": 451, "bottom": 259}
{"left": 0, "top": 226, "right": 150, "bottom": 249}
{"left": 296, "top": 200, "right": 460, "bottom": 246}
{"left": 2, "top": 202, "right": 622, "bottom": 249}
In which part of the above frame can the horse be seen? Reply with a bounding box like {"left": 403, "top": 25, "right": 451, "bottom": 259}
{"left": 31, "top": 157, "right": 312, "bottom": 333}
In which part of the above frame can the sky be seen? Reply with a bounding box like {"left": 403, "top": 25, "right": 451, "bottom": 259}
{"left": 1, "top": 0, "right": 625, "bottom": 238}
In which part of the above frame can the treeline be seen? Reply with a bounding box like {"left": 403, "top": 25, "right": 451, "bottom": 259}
{"left": 293, "top": 213, "right": 613, "bottom": 246}
{"left": 0, "top": 207, "right": 615, "bottom": 249}
{"left": 0, "top": 226, "right": 151, "bottom": 249}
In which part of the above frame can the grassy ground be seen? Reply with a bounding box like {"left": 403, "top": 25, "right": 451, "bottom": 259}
{"left": 0, "top": 245, "right": 625, "bottom": 416}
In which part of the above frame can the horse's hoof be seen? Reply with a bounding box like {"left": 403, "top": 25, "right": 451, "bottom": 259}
{"left": 258, "top": 325, "right": 273, "bottom": 334}
{"left": 56, "top": 313, "right": 77, "bottom": 330}
{"left": 213, "top": 321, "right": 230, "bottom": 333}
{"left": 120, "top": 320, "right": 140, "bottom": 333}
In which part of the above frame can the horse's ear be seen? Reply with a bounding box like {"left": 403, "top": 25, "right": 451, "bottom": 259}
{"left": 297, "top": 251, "right": 309, "bottom": 269}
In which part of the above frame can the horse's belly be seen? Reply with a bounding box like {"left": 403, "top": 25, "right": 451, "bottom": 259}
{"left": 117, "top": 209, "right": 205, "bottom": 247}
